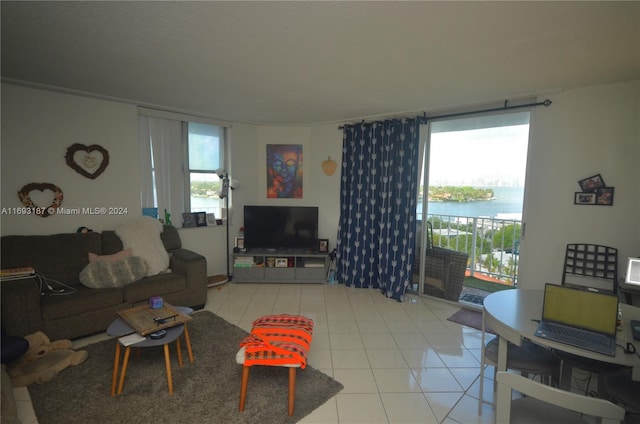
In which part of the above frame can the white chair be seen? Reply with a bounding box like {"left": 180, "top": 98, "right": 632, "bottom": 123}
{"left": 496, "top": 371, "right": 625, "bottom": 424}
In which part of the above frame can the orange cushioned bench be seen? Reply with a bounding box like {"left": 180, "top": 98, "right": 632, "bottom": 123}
{"left": 236, "top": 314, "right": 314, "bottom": 416}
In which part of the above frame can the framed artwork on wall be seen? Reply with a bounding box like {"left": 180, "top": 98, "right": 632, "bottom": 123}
{"left": 575, "top": 174, "right": 614, "bottom": 206}
{"left": 182, "top": 212, "right": 196, "bottom": 228}
{"left": 195, "top": 212, "right": 207, "bottom": 227}
{"left": 574, "top": 192, "right": 596, "bottom": 205}
{"left": 578, "top": 174, "right": 605, "bottom": 192}
{"left": 318, "top": 239, "right": 329, "bottom": 253}
{"left": 595, "top": 187, "right": 614, "bottom": 206}
{"left": 266, "top": 144, "right": 303, "bottom": 198}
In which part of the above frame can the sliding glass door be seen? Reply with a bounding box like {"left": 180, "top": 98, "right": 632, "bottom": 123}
{"left": 413, "top": 112, "right": 531, "bottom": 301}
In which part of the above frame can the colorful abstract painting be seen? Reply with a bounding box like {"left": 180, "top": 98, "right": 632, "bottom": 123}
{"left": 266, "top": 144, "right": 303, "bottom": 198}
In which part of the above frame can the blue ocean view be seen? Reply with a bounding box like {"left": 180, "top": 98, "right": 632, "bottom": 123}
{"left": 193, "top": 186, "right": 525, "bottom": 221}
{"left": 421, "top": 186, "right": 524, "bottom": 220}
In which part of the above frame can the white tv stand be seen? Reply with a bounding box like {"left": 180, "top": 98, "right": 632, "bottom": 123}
{"left": 232, "top": 249, "right": 329, "bottom": 283}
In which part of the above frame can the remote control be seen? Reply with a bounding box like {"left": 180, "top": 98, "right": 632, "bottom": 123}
{"left": 631, "top": 320, "right": 640, "bottom": 341}
{"left": 149, "top": 329, "right": 167, "bottom": 340}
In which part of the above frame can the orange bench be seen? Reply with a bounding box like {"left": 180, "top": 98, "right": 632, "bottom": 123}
{"left": 236, "top": 314, "right": 314, "bottom": 416}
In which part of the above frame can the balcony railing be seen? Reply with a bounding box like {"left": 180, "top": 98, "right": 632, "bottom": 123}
{"left": 421, "top": 214, "right": 521, "bottom": 286}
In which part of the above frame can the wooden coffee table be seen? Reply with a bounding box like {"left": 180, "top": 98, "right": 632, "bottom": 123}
{"left": 107, "top": 305, "right": 194, "bottom": 396}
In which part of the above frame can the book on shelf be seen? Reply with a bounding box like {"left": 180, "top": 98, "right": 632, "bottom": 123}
{"left": 234, "top": 256, "right": 254, "bottom": 261}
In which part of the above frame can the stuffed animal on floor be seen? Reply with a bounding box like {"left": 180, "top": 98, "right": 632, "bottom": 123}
{"left": 6, "top": 331, "right": 88, "bottom": 387}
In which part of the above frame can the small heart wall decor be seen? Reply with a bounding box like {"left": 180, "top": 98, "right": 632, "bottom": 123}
{"left": 65, "top": 143, "right": 109, "bottom": 179}
{"left": 18, "top": 182, "right": 64, "bottom": 217}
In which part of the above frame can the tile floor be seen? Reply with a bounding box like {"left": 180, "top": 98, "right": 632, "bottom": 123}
{"left": 15, "top": 283, "right": 502, "bottom": 424}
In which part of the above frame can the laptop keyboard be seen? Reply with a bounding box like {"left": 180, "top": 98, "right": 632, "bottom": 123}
{"left": 545, "top": 323, "right": 611, "bottom": 347}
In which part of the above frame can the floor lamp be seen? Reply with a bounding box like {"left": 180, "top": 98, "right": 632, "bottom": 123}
{"left": 217, "top": 170, "right": 237, "bottom": 281}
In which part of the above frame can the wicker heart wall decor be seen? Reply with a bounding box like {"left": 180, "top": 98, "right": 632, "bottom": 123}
{"left": 18, "top": 182, "right": 64, "bottom": 217}
{"left": 65, "top": 143, "right": 109, "bottom": 179}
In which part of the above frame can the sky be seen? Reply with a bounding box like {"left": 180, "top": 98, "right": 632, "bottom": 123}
{"left": 428, "top": 124, "right": 530, "bottom": 187}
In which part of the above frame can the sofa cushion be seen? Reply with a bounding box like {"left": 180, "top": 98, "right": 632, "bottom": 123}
{"left": 100, "top": 231, "right": 124, "bottom": 255}
{"left": 40, "top": 286, "right": 123, "bottom": 320}
{"left": 160, "top": 225, "right": 182, "bottom": 251}
{"left": 88, "top": 248, "right": 132, "bottom": 263}
{"left": 115, "top": 217, "right": 169, "bottom": 276}
{"left": 122, "top": 273, "right": 186, "bottom": 304}
{"left": 79, "top": 256, "right": 148, "bottom": 289}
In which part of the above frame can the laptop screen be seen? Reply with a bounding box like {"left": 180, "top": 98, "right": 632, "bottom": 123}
{"left": 542, "top": 283, "right": 618, "bottom": 335}
{"left": 625, "top": 257, "right": 640, "bottom": 286}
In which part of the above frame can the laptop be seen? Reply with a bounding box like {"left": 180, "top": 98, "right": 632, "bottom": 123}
{"left": 625, "top": 257, "right": 640, "bottom": 286}
{"left": 534, "top": 283, "right": 618, "bottom": 356}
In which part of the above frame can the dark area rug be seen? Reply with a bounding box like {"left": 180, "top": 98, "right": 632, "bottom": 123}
{"left": 447, "top": 308, "right": 494, "bottom": 334}
{"left": 28, "top": 311, "right": 343, "bottom": 424}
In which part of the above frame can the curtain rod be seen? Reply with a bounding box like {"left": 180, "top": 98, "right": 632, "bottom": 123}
{"left": 337, "top": 99, "right": 552, "bottom": 130}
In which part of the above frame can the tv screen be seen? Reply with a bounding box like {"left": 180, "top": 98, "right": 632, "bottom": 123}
{"left": 244, "top": 206, "right": 319, "bottom": 251}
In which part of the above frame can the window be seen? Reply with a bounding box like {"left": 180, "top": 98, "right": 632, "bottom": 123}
{"left": 138, "top": 110, "right": 227, "bottom": 223}
{"left": 187, "top": 123, "right": 224, "bottom": 216}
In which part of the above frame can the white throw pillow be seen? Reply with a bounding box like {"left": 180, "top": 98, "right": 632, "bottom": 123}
{"left": 115, "top": 217, "right": 169, "bottom": 276}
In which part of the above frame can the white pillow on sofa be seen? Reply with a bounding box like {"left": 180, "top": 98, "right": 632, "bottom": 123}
{"left": 115, "top": 217, "right": 169, "bottom": 276}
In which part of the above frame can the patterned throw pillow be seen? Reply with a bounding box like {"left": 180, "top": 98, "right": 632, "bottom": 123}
{"left": 79, "top": 256, "right": 148, "bottom": 289}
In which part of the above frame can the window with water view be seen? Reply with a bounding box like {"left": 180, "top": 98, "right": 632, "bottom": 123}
{"left": 417, "top": 111, "right": 530, "bottom": 289}
{"left": 188, "top": 123, "right": 225, "bottom": 217}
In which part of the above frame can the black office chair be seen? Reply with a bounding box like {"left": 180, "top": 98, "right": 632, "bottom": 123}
{"left": 558, "top": 243, "right": 624, "bottom": 396}
{"left": 562, "top": 243, "right": 618, "bottom": 294}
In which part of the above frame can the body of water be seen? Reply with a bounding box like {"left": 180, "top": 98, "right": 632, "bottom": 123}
{"left": 193, "top": 186, "right": 525, "bottom": 221}
{"left": 421, "top": 186, "right": 524, "bottom": 220}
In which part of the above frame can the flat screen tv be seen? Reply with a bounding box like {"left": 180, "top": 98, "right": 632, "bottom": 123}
{"left": 244, "top": 206, "right": 318, "bottom": 251}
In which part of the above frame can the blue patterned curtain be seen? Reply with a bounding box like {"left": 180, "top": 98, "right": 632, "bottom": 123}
{"left": 336, "top": 117, "right": 424, "bottom": 301}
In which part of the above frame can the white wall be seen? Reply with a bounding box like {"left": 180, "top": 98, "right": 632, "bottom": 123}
{"left": 228, "top": 124, "right": 343, "bottom": 247}
{"left": 2, "top": 80, "right": 638, "bottom": 286}
{"left": 0, "top": 84, "right": 230, "bottom": 275}
{"left": 310, "top": 124, "right": 344, "bottom": 250}
{"left": 0, "top": 84, "right": 345, "bottom": 277}
{"left": 518, "top": 80, "right": 640, "bottom": 289}
{"left": 1, "top": 84, "right": 140, "bottom": 234}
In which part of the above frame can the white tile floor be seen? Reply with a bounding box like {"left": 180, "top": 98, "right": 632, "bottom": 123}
{"left": 14, "top": 283, "right": 500, "bottom": 424}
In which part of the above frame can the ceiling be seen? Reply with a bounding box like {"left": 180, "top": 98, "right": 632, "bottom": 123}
{"left": 2, "top": 1, "right": 639, "bottom": 126}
